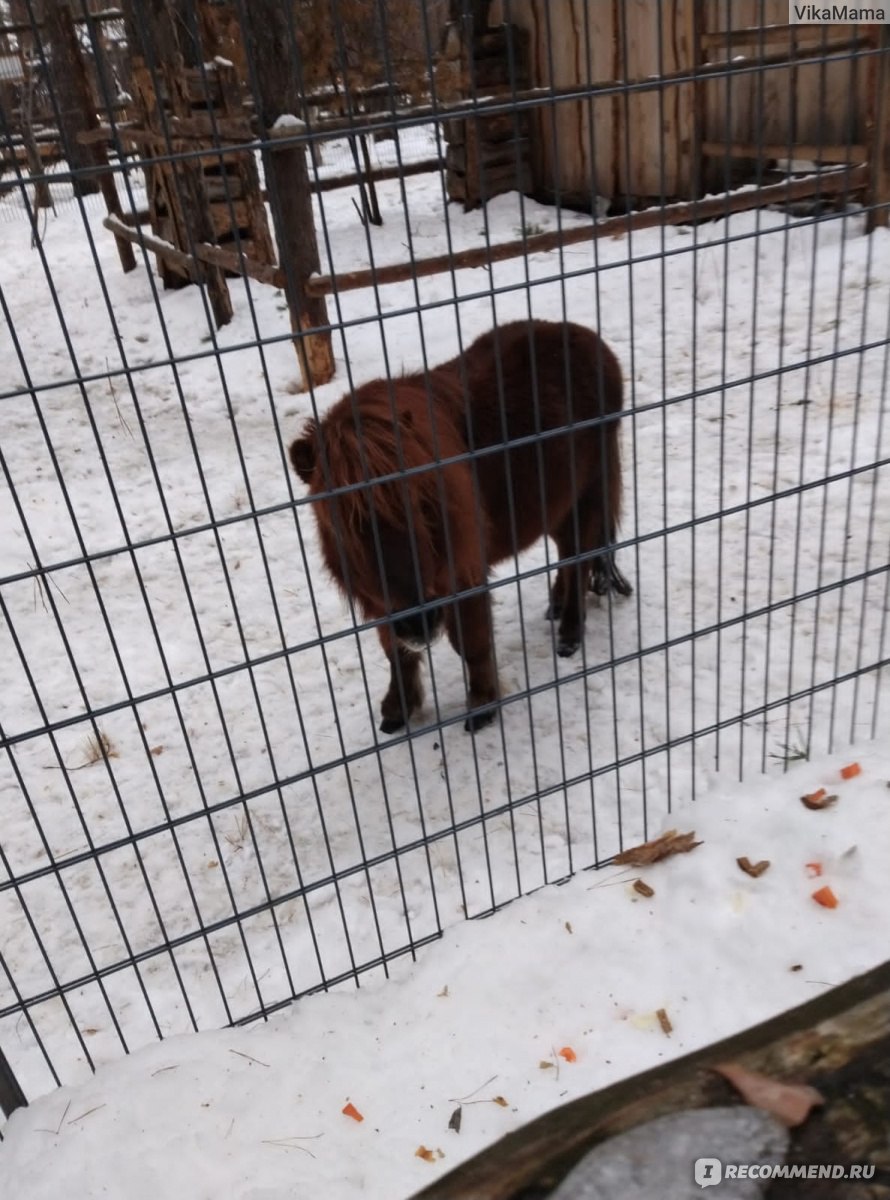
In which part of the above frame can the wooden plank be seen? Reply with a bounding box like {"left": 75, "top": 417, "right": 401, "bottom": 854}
{"left": 702, "top": 22, "right": 866, "bottom": 49}
{"left": 305, "top": 163, "right": 867, "bottom": 297}
{"left": 702, "top": 140, "right": 868, "bottom": 162}
{"left": 413, "top": 957, "right": 890, "bottom": 1200}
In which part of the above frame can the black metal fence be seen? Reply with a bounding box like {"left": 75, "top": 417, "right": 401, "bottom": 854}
{"left": 1, "top": 0, "right": 888, "bottom": 1123}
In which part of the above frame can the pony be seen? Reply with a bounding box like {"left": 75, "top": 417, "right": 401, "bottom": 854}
{"left": 289, "top": 319, "right": 632, "bottom": 733}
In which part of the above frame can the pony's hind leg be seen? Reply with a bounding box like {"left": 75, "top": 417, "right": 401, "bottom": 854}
{"left": 553, "top": 485, "right": 628, "bottom": 656}
{"left": 445, "top": 592, "right": 500, "bottom": 732}
{"left": 378, "top": 625, "right": 424, "bottom": 733}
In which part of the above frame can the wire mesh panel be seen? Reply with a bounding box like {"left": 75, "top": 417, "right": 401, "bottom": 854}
{"left": 0, "top": 0, "right": 888, "bottom": 1115}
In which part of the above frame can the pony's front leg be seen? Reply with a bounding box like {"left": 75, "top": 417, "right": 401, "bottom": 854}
{"left": 378, "top": 624, "right": 424, "bottom": 733}
{"left": 445, "top": 592, "right": 499, "bottom": 732}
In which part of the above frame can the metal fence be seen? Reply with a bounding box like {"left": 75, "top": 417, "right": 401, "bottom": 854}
{"left": 1, "top": 0, "right": 888, "bottom": 1124}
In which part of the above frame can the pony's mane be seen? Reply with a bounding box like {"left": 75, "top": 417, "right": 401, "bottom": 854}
{"left": 313, "top": 380, "right": 459, "bottom": 553}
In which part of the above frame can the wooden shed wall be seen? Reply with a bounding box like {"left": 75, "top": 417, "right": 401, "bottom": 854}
{"left": 701, "top": 1, "right": 870, "bottom": 158}
{"left": 490, "top": 0, "right": 872, "bottom": 204}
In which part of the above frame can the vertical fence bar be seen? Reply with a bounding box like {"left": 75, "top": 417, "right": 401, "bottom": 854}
{"left": 866, "top": 22, "right": 890, "bottom": 230}
{"left": 0, "top": 1046, "right": 27, "bottom": 1120}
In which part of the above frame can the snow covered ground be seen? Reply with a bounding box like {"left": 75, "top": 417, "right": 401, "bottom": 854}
{"left": 1, "top": 747, "right": 888, "bottom": 1199}
{"left": 1, "top": 141, "right": 888, "bottom": 1196}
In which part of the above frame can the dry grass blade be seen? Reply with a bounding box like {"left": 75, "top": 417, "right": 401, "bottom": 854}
{"left": 613, "top": 829, "right": 702, "bottom": 866}
{"left": 66, "top": 731, "right": 118, "bottom": 772}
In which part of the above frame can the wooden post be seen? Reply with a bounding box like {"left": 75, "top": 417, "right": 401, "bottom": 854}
{"left": 677, "top": 0, "right": 704, "bottom": 201}
{"left": 42, "top": 0, "right": 100, "bottom": 195}
{"left": 866, "top": 23, "right": 890, "bottom": 231}
{"left": 239, "top": 0, "right": 334, "bottom": 390}
{"left": 45, "top": 0, "right": 135, "bottom": 270}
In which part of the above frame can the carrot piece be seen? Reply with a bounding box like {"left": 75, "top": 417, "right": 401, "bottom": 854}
{"left": 805, "top": 862, "right": 823, "bottom": 878}
{"left": 812, "top": 886, "right": 839, "bottom": 909}
{"left": 802, "top": 788, "right": 826, "bottom": 805}
{"left": 342, "top": 1102, "right": 364, "bottom": 1122}
{"left": 558, "top": 1046, "right": 577, "bottom": 1062}
{"left": 840, "top": 762, "right": 861, "bottom": 780}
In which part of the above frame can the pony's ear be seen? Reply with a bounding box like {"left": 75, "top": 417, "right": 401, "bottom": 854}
{"left": 289, "top": 420, "right": 319, "bottom": 484}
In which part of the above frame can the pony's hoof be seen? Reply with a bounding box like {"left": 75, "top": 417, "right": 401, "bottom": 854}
{"left": 464, "top": 706, "right": 496, "bottom": 733}
{"left": 379, "top": 714, "right": 406, "bottom": 734}
{"left": 557, "top": 638, "right": 580, "bottom": 657}
{"left": 591, "top": 564, "right": 633, "bottom": 597}
{"left": 612, "top": 570, "right": 633, "bottom": 597}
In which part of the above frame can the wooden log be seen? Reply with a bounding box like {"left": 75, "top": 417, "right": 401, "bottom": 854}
{"left": 240, "top": 0, "right": 334, "bottom": 390}
{"left": 103, "top": 213, "right": 281, "bottom": 285}
{"left": 306, "top": 163, "right": 868, "bottom": 297}
{"left": 312, "top": 155, "right": 444, "bottom": 193}
{"left": 414, "top": 957, "right": 890, "bottom": 1200}
{"left": 866, "top": 23, "right": 890, "bottom": 231}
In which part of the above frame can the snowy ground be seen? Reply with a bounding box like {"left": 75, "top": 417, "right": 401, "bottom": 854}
{"left": 0, "top": 139, "right": 888, "bottom": 1193}
{"left": 1, "top": 747, "right": 888, "bottom": 1198}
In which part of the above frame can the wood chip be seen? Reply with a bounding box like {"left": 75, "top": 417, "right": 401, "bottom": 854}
{"left": 656, "top": 1007, "right": 673, "bottom": 1035}
{"left": 633, "top": 878, "right": 655, "bottom": 897}
{"left": 714, "top": 1062, "right": 824, "bottom": 1127}
{"left": 447, "top": 1106, "right": 462, "bottom": 1133}
{"left": 613, "top": 829, "right": 702, "bottom": 866}
{"left": 492, "top": 1096, "right": 508, "bottom": 1107}
{"left": 737, "top": 856, "right": 770, "bottom": 877}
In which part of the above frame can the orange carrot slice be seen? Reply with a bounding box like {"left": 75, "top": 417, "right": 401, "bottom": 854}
{"left": 801, "top": 787, "right": 826, "bottom": 806}
{"left": 558, "top": 1046, "right": 577, "bottom": 1062}
{"left": 805, "top": 862, "right": 823, "bottom": 878}
{"left": 812, "top": 886, "right": 839, "bottom": 909}
{"left": 840, "top": 762, "right": 861, "bottom": 780}
{"left": 342, "top": 1102, "right": 364, "bottom": 1122}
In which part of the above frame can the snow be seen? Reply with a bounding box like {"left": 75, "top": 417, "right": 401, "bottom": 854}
{"left": 270, "top": 113, "right": 306, "bottom": 133}
{"left": 1, "top": 748, "right": 888, "bottom": 1199}
{"left": 1, "top": 149, "right": 888, "bottom": 1197}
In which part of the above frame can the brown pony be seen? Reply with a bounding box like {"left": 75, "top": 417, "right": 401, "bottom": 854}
{"left": 289, "top": 319, "right": 632, "bottom": 733}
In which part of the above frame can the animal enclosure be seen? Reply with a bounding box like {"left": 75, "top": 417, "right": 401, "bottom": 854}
{"left": 1, "top": 0, "right": 888, "bottom": 1127}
